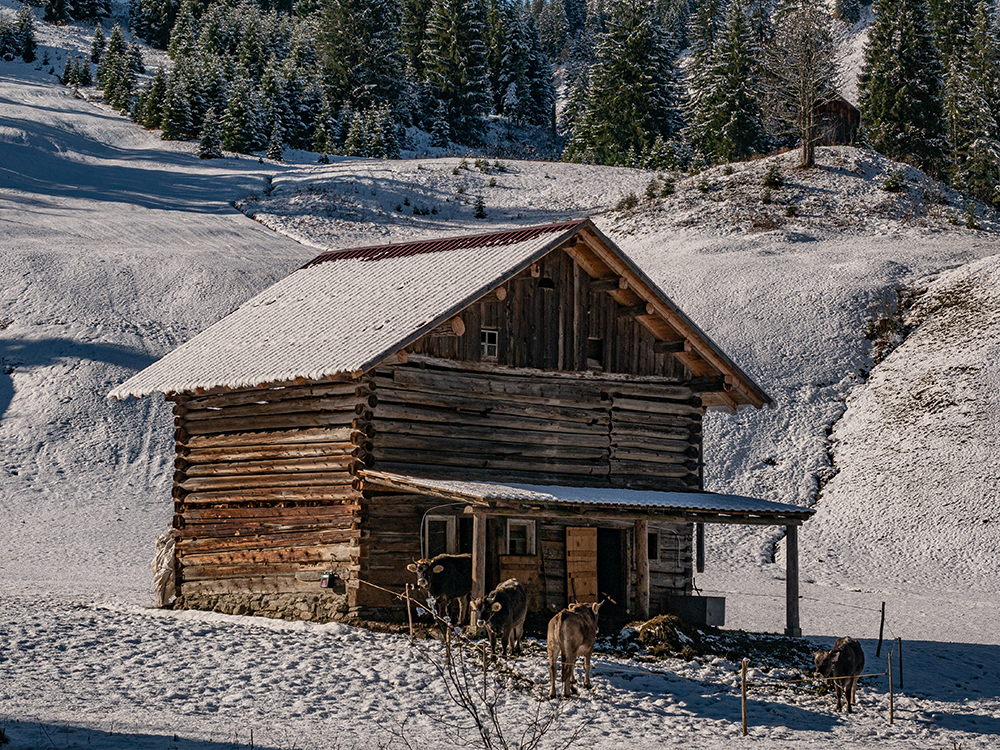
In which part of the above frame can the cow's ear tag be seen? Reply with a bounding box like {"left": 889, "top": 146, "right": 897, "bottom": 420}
{"left": 407, "top": 564, "right": 417, "bottom": 572}
{"left": 432, "top": 564, "right": 445, "bottom": 573}
{"left": 492, "top": 602, "right": 502, "bottom": 611}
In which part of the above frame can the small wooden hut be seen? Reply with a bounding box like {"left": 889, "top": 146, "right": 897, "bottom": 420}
{"left": 815, "top": 96, "right": 861, "bottom": 146}
{"left": 112, "top": 219, "right": 813, "bottom": 634}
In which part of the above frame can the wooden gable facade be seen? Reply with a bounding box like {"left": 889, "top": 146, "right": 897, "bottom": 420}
{"left": 124, "top": 220, "right": 811, "bottom": 634}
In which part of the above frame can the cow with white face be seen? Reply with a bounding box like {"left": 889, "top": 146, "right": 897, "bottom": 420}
{"left": 472, "top": 578, "right": 528, "bottom": 657}
{"left": 407, "top": 553, "right": 473, "bottom": 626}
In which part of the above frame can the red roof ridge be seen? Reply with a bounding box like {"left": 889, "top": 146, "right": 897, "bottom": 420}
{"left": 301, "top": 219, "right": 589, "bottom": 268}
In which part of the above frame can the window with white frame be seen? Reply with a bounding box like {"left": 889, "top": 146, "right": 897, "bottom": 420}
{"left": 481, "top": 328, "right": 499, "bottom": 359}
{"left": 425, "top": 515, "right": 457, "bottom": 557}
{"left": 505, "top": 519, "right": 536, "bottom": 556}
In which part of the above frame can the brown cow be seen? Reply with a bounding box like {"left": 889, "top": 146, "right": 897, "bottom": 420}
{"left": 547, "top": 601, "right": 603, "bottom": 699}
{"left": 472, "top": 578, "right": 528, "bottom": 657}
{"left": 407, "top": 553, "right": 472, "bottom": 626}
{"left": 814, "top": 637, "right": 865, "bottom": 713}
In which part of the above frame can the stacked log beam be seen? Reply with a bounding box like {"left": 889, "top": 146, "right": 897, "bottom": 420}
{"left": 170, "top": 381, "right": 368, "bottom": 598}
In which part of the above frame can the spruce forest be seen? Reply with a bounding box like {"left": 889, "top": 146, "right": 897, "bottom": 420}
{"left": 39, "top": 0, "right": 1000, "bottom": 208}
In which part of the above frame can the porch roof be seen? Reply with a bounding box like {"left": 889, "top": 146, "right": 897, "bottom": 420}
{"left": 359, "top": 471, "right": 814, "bottom": 525}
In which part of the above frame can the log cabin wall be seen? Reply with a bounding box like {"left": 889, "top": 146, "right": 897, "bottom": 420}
{"left": 168, "top": 380, "right": 370, "bottom": 621}
{"left": 406, "top": 248, "right": 689, "bottom": 378}
{"left": 648, "top": 521, "right": 694, "bottom": 616}
{"left": 362, "top": 363, "right": 703, "bottom": 491}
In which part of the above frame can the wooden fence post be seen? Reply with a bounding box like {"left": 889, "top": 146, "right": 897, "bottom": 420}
{"left": 406, "top": 584, "right": 414, "bottom": 645}
{"left": 875, "top": 602, "right": 885, "bottom": 658}
{"left": 897, "top": 638, "right": 903, "bottom": 691}
{"left": 741, "top": 658, "right": 749, "bottom": 736}
{"left": 888, "top": 650, "right": 894, "bottom": 725}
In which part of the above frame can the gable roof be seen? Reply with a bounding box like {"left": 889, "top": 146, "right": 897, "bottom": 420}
{"left": 109, "top": 219, "right": 771, "bottom": 411}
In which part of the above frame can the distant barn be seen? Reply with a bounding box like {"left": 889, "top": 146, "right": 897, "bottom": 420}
{"left": 815, "top": 96, "right": 861, "bottom": 146}
{"left": 112, "top": 219, "right": 813, "bottom": 635}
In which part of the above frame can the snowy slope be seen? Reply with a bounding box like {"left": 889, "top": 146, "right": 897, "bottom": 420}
{"left": 3, "top": 18, "right": 1000, "bottom": 750}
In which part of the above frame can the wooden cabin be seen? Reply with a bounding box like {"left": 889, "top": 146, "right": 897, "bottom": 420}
{"left": 112, "top": 219, "right": 813, "bottom": 635}
{"left": 815, "top": 96, "right": 861, "bottom": 146}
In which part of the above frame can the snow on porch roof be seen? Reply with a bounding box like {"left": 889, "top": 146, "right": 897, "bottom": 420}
{"left": 110, "top": 221, "right": 586, "bottom": 400}
{"left": 359, "top": 471, "right": 815, "bottom": 524}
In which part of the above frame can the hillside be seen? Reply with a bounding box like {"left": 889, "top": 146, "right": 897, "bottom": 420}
{"left": 3, "top": 24, "right": 1000, "bottom": 750}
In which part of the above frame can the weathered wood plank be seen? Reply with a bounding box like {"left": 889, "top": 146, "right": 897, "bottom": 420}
{"left": 178, "top": 528, "right": 360, "bottom": 552}
{"left": 181, "top": 472, "right": 359, "bottom": 492}
{"left": 182, "top": 455, "right": 356, "bottom": 477}
{"left": 181, "top": 427, "right": 362, "bottom": 449}
{"left": 182, "top": 411, "right": 367, "bottom": 437}
{"left": 180, "top": 395, "right": 371, "bottom": 423}
{"left": 180, "top": 485, "right": 357, "bottom": 506}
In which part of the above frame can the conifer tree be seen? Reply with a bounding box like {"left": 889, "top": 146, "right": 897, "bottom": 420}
{"left": 266, "top": 121, "right": 285, "bottom": 161}
{"left": 859, "top": 0, "right": 946, "bottom": 175}
{"left": 160, "top": 67, "right": 195, "bottom": 140}
{"left": 15, "top": 5, "right": 36, "bottom": 63}
{"left": 422, "top": 0, "right": 492, "bottom": 144}
{"left": 563, "top": 0, "right": 684, "bottom": 165}
{"left": 91, "top": 22, "right": 105, "bottom": 64}
{"left": 686, "top": 0, "right": 767, "bottom": 163}
{"left": 44, "top": 0, "right": 72, "bottom": 25}
{"left": 199, "top": 107, "right": 224, "bottom": 158}
{"left": 834, "top": 0, "right": 861, "bottom": 24}
{"left": 401, "top": 0, "right": 433, "bottom": 81}
{"left": 927, "top": 0, "right": 976, "bottom": 66}
{"left": 945, "top": 0, "right": 1000, "bottom": 205}
{"left": 133, "top": 66, "right": 167, "bottom": 128}
{"left": 319, "top": 0, "right": 404, "bottom": 111}
{"left": 221, "top": 76, "right": 264, "bottom": 154}
{"left": 168, "top": 0, "right": 198, "bottom": 60}
{"left": 498, "top": 2, "right": 554, "bottom": 126}
{"left": 99, "top": 25, "right": 137, "bottom": 112}
{"left": 430, "top": 99, "right": 451, "bottom": 147}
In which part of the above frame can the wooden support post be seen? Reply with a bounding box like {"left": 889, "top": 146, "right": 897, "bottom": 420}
{"left": 471, "top": 512, "right": 487, "bottom": 628}
{"left": 876, "top": 602, "right": 885, "bottom": 658}
{"left": 696, "top": 523, "right": 705, "bottom": 573}
{"left": 635, "top": 518, "right": 649, "bottom": 620}
{"left": 785, "top": 524, "right": 802, "bottom": 637}
{"left": 653, "top": 339, "right": 688, "bottom": 355}
{"left": 741, "top": 658, "right": 749, "bottom": 736}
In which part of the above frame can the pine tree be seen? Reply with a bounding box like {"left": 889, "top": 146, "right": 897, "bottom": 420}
{"left": 15, "top": 5, "right": 36, "bottom": 63}
{"left": 44, "top": 0, "right": 72, "bottom": 25}
{"left": 401, "top": 0, "right": 433, "bottom": 81}
{"left": 859, "top": 0, "right": 946, "bottom": 175}
{"left": 422, "top": 0, "right": 492, "bottom": 144}
{"left": 319, "top": 0, "right": 404, "bottom": 111}
{"left": 946, "top": 0, "right": 1000, "bottom": 205}
{"left": 430, "top": 99, "right": 451, "bottom": 147}
{"left": 927, "top": 0, "right": 976, "bottom": 66}
{"left": 834, "top": 0, "right": 861, "bottom": 24}
{"left": 99, "top": 25, "right": 137, "bottom": 112}
{"left": 90, "top": 22, "right": 105, "bottom": 64}
{"left": 133, "top": 66, "right": 167, "bottom": 128}
{"left": 563, "top": 0, "right": 685, "bottom": 166}
{"left": 266, "top": 121, "right": 285, "bottom": 161}
{"left": 221, "top": 76, "right": 264, "bottom": 154}
{"left": 168, "top": 0, "right": 199, "bottom": 60}
{"left": 497, "top": 2, "right": 554, "bottom": 127}
{"left": 199, "top": 107, "right": 224, "bottom": 158}
{"left": 687, "top": 0, "right": 767, "bottom": 164}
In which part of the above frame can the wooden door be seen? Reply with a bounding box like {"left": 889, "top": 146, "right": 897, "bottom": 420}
{"left": 566, "top": 526, "right": 598, "bottom": 603}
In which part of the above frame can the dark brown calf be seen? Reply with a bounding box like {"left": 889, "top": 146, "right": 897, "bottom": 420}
{"left": 814, "top": 637, "right": 865, "bottom": 712}
{"left": 547, "top": 601, "right": 602, "bottom": 699}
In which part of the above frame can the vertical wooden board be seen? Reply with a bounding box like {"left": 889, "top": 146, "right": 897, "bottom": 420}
{"left": 566, "top": 526, "right": 598, "bottom": 603}
{"left": 573, "top": 262, "right": 588, "bottom": 371}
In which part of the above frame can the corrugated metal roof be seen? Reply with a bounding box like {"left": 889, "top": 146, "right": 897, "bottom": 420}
{"left": 304, "top": 221, "right": 584, "bottom": 266}
{"left": 110, "top": 223, "right": 581, "bottom": 400}
{"left": 360, "top": 471, "right": 814, "bottom": 520}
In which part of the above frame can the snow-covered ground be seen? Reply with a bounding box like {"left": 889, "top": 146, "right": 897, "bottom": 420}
{"left": 3, "top": 13, "right": 1000, "bottom": 750}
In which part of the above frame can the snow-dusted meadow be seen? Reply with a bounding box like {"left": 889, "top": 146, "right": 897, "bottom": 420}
{"left": 3, "top": 10, "right": 1000, "bottom": 749}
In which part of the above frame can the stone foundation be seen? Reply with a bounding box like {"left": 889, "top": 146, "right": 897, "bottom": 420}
{"left": 174, "top": 592, "right": 350, "bottom": 622}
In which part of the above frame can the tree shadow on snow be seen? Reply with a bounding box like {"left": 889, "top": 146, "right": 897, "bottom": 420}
{"left": 0, "top": 336, "right": 156, "bottom": 422}
{"left": 0, "top": 114, "right": 275, "bottom": 215}
{"left": 0, "top": 719, "right": 291, "bottom": 750}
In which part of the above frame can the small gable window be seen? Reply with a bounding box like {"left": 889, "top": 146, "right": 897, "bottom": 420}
{"left": 481, "top": 328, "right": 499, "bottom": 359}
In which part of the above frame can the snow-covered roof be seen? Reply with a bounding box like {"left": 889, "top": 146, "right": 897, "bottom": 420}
{"left": 109, "top": 219, "right": 770, "bottom": 408}
{"left": 360, "top": 471, "right": 814, "bottom": 523}
{"left": 110, "top": 221, "right": 584, "bottom": 399}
